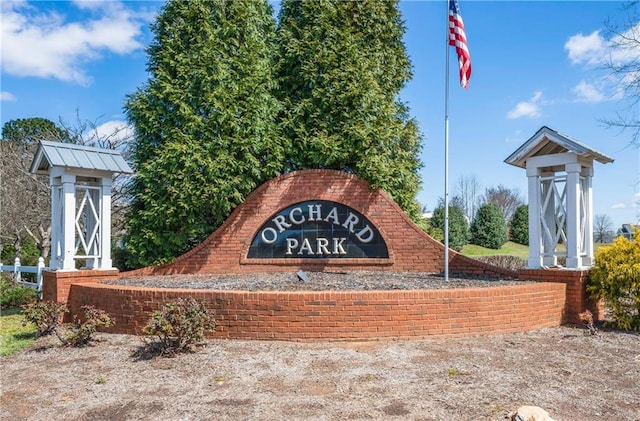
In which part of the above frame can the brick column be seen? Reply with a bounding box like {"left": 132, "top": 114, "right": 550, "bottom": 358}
{"left": 519, "top": 268, "right": 604, "bottom": 324}
{"left": 42, "top": 269, "right": 119, "bottom": 304}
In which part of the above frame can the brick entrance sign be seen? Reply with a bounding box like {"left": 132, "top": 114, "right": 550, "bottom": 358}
{"left": 43, "top": 170, "right": 599, "bottom": 340}
{"left": 123, "top": 169, "right": 514, "bottom": 277}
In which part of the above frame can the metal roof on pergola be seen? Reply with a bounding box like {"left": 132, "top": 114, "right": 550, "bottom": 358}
{"left": 30, "top": 140, "right": 133, "bottom": 175}
{"left": 504, "top": 126, "right": 614, "bottom": 169}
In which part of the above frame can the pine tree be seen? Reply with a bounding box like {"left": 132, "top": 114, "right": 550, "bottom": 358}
{"left": 276, "top": 0, "right": 423, "bottom": 219}
{"left": 124, "top": 0, "right": 283, "bottom": 267}
{"left": 471, "top": 203, "right": 508, "bottom": 249}
{"left": 430, "top": 205, "right": 469, "bottom": 252}
{"left": 509, "top": 204, "right": 529, "bottom": 245}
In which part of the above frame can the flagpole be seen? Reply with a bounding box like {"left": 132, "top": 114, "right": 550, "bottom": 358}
{"left": 444, "top": 0, "right": 451, "bottom": 282}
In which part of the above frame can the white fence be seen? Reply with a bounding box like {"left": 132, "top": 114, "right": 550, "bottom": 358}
{"left": 0, "top": 256, "right": 50, "bottom": 294}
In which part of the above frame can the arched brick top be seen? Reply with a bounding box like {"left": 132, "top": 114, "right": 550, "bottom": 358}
{"left": 124, "top": 170, "right": 515, "bottom": 278}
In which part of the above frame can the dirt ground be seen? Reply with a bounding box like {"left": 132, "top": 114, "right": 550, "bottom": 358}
{"left": 1, "top": 325, "right": 639, "bottom": 421}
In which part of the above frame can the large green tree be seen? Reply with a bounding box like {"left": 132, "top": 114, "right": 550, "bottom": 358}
{"left": 509, "top": 204, "right": 528, "bottom": 245}
{"left": 124, "top": 0, "right": 284, "bottom": 267}
{"left": 430, "top": 205, "right": 469, "bottom": 252}
{"left": 2, "top": 118, "right": 71, "bottom": 145}
{"left": 276, "top": 0, "right": 422, "bottom": 219}
{"left": 471, "top": 203, "right": 508, "bottom": 250}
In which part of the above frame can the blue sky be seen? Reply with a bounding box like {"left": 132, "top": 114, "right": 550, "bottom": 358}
{"left": 1, "top": 1, "right": 638, "bottom": 230}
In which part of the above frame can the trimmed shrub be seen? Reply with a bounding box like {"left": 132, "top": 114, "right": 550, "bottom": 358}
{"left": 1, "top": 277, "right": 38, "bottom": 309}
{"left": 587, "top": 231, "right": 640, "bottom": 331}
{"left": 470, "top": 203, "right": 508, "bottom": 249}
{"left": 143, "top": 298, "right": 216, "bottom": 356}
{"left": 430, "top": 205, "right": 469, "bottom": 251}
{"left": 509, "top": 204, "right": 529, "bottom": 245}
{"left": 22, "top": 301, "right": 68, "bottom": 337}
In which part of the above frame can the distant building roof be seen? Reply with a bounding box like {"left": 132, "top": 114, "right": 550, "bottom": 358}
{"left": 618, "top": 223, "right": 638, "bottom": 240}
{"left": 504, "top": 126, "right": 614, "bottom": 169}
{"left": 620, "top": 224, "right": 637, "bottom": 233}
{"left": 30, "top": 140, "right": 133, "bottom": 175}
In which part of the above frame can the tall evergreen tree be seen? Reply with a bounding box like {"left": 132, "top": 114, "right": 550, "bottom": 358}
{"left": 471, "top": 203, "right": 508, "bottom": 250}
{"left": 2, "top": 117, "right": 71, "bottom": 145}
{"left": 276, "top": 0, "right": 422, "bottom": 219}
{"left": 124, "top": 0, "right": 283, "bottom": 267}
{"left": 509, "top": 204, "right": 529, "bottom": 245}
{"left": 430, "top": 205, "right": 469, "bottom": 252}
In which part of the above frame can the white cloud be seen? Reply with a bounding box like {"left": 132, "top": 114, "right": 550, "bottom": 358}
{"left": 572, "top": 80, "right": 606, "bottom": 104}
{"left": 1, "top": 1, "right": 148, "bottom": 85}
{"left": 1, "top": 91, "right": 16, "bottom": 101}
{"left": 609, "top": 22, "right": 640, "bottom": 67}
{"left": 565, "top": 24, "right": 640, "bottom": 103}
{"left": 565, "top": 30, "right": 606, "bottom": 66}
{"left": 507, "top": 91, "right": 543, "bottom": 120}
{"left": 564, "top": 27, "right": 640, "bottom": 67}
{"left": 611, "top": 203, "right": 627, "bottom": 209}
{"left": 84, "top": 120, "right": 134, "bottom": 146}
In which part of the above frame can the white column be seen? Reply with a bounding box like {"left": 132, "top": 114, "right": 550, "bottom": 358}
{"left": 99, "top": 177, "right": 113, "bottom": 269}
{"left": 565, "top": 162, "right": 582, "bottom": 268}
{"left": 49, "top": 172, "right": 63, "bottom": 269}
{"left": 61, "top": 173, "right": 77, "bottom": 270}
{"left": 526, "top": 166, "right": 542, "bottom": 268}
{"left": 582, "top": 165, "right": 594, "bottom": 267}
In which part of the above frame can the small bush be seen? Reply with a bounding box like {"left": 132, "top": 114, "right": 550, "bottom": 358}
{"left": 474, "top": 255, "right": 525, "bottom": 271}
{"left": 58, "top": 305, "right": 114, "bottom": 347}
{"left": 1, "top": 277, "right": 38, "bottom": 309}
{"left": 587, "top": 231, "right": 640, "bottom": 331}
{"left": 143, "top": 298, "right": 216, "bottom": 356}
{"left": 578, "top": 309, "right": 597, "bottom": 335}
{"left": 22, "top": 301, "right": 68, "bottom": 337}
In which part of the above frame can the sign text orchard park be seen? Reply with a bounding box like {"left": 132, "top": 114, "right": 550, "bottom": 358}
{"left": 247, "top": 200, "right": 389, "bottom": 259}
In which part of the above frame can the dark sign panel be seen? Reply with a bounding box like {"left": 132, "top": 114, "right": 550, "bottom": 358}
{"left": 248, "top": 200, "right": 388, "bottom": 259}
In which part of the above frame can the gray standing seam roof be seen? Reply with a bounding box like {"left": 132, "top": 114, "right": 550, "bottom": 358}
{"left": 504, "top": 126, "right": 614, "bottom": 169}
{"left": 30, "top": 140, "right": 134, "bottom": 175}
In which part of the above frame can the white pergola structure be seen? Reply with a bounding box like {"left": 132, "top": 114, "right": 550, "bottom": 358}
{"left": 505, "top": 127, "right": 613, "bottom": 269}
{"left": 31, "top": 141, "right": 133, "bottom": 271}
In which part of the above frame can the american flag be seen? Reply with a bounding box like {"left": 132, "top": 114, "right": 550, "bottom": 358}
{"left": 449, "top": 0, "right": 471, "bottom": 88}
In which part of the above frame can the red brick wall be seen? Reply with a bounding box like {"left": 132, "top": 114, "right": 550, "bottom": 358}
{"left": 67, "top": 281, "right": 566, "bottom": 340}
{"left": 42, "top": 269, "right": 118, "bottom": 303}
{"left": 42, "top": 269, "right": 119, "bottom": 322}
{"left": 519, "top": 268, "right": 603, "bottom": 324}
{"left": 123, "top": 170, "right": 515, "bottom": 278}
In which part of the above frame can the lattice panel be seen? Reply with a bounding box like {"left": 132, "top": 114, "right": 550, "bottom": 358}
{"left": 539, "top": 175, "right": 566, "bottom": 256}
{"left": 74, "top": 186, "right": 101, "bottom": 259}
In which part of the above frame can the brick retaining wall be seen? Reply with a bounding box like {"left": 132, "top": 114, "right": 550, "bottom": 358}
{"left": 518, "top": 268, "right": 604, "bottom": 324}
{"left": 67, "top": 281, "right": 566, "bottom": 340}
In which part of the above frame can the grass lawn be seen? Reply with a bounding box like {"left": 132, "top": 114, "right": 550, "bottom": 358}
{"left": 462, "top": 241, "right": 612, "bottom": 260}
{"left": 0, "top": 308, "right": 36, "bottom": 356}
{"left": 461, "top": 241, "right": 529, "bottom": 259}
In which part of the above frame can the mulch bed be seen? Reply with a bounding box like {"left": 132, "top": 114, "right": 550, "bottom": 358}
{"left": 107, "top": 271, "right": 529, "bottom": 291}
